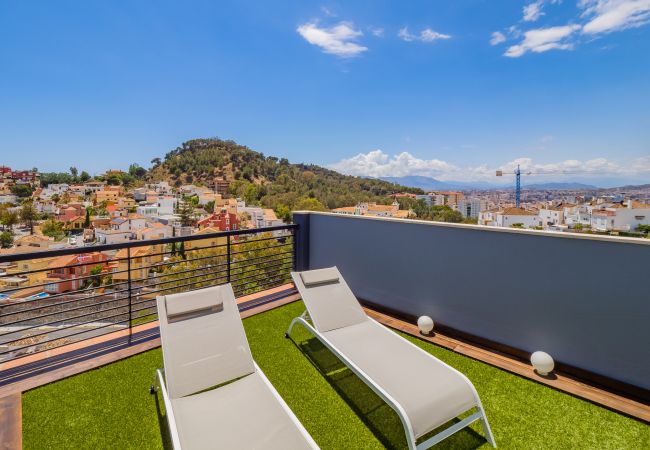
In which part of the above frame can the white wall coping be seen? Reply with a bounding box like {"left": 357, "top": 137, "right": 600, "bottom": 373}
{"left": 293, "top": 211, "right": 650, "bottom": 246}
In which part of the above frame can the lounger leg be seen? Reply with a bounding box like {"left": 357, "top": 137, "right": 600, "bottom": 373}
{"left": 149, "top": 369, "right": 161, "bottom": 394}
{"left": 286, "top": 313, "right": 419, "bottom": 450}
{"left": 285, "top": 311, "right": 308, "bottom": 338}
{"left": 478, "top": 406, "right": 497, "bottom": 447}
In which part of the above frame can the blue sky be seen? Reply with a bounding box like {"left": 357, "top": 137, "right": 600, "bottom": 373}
{"left": 0, "top": 0, "right": 649, "bottom": 185}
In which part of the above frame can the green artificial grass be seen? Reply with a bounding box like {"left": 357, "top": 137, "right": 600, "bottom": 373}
{"left": 23, "top": 301, "right": 649, "bottom": 449}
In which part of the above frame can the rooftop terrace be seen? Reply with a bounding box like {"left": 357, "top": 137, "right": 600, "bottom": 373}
{"left": 20, "top": 301, "right": 649, "bottom": 449}
{"left": 0, "top": 213, "right": 648, "bottom": 448}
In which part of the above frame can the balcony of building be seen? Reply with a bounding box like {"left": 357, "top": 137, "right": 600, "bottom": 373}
{"left": 0, "top": 213, "right": 648, "bottom": 448}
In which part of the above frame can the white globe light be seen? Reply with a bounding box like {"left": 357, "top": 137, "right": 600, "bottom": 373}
{"left": 531, "top": 351, "right": 554, "bottom": 376}
{"left": 417, "top": 316, "right": 434, "bottom": 335}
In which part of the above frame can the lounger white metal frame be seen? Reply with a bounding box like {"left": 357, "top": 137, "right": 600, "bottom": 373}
{"left": 151, "top": 284, "right": 319, "bottom": 450}
{"left": 287, "top": 270, "right": 497, "bottom": 450}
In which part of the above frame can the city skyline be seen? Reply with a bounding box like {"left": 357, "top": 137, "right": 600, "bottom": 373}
{"left": 1, "top": 1, "right": 649, "bottom": 185}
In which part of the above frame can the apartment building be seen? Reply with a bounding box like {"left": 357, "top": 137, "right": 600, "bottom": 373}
{"left": 458, "top": 198, "right": 486, "bottom": 219}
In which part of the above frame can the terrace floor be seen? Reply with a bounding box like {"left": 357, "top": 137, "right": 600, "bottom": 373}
{"left": 20, "top": 301, "right": 650, "bottom": 449}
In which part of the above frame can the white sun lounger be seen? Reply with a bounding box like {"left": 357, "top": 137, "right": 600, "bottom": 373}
{"left": 287, "top": 267, "right": 496, "bottom": 450}
{"left": 152, "top": 284, "right": 319, "bottom": 450}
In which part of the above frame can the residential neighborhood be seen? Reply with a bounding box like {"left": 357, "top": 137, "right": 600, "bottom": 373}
{"left": 2, "top": 164, "right": 649, "bottom": 303}
{"left": 0, "top": 165, "right": 287, "bottom": 300}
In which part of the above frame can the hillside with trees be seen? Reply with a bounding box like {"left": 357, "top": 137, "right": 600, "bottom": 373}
{"left": 148, "top": 138, "right": 422, "bottom": 212}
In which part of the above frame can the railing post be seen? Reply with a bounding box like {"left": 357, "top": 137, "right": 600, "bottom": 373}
{"left": 127, "top": 246, "right": 132, "bottom": 342}
{"left": 292, "top": 213, "right": 310, "bottom": 271}
{"left": 226, "top": 234, "right": 231, "bottom": 284}
{"left": 292, "top": 226, "right": 298, "bottom": 272}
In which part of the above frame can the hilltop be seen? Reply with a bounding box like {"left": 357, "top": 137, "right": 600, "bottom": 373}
{"left": 147, "top": 138, "right": 421, "bottom": 210}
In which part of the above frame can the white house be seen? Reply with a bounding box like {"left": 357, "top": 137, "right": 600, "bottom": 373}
{"left": 144, "top": 195, "right": 177, "bottom": 215}
{"left": 149, "top": 181, "right": 172, "bottom": 194}
{"left": 40, "top": 183, "right": 70, "bottom": 199}
{"left": 564, "top": 205, "right": 592, "bottom": 228}
{"left": 478, "top": 208, "right": 500, "bottom": 226}
{"left": 110, "top": 215, "right": 146, "bottom": 232}
{"left": 95, "top": 229, "right": 132, "bottom": 244}
{"left": 136, "top": 204, "right": 160, "bottom": 218}
{"left": 479, "top": 207, "right": 541, "bottom": 228}
{"left": 538, "top": 205, "right": 566, "bottom": 227}
{"left": 591, "top": 201, "right": 650, "bottom": 232}
{"left": 238, "top": 205, "right": 267, "bottom": 228}
{"left": 83, "top": 181, "right": 106, "bottom": 193}
{"left": 495, "top": 208, "right": 541, "bottom": 228}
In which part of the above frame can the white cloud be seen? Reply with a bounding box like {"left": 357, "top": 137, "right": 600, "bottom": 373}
{"left": 297, "top": 21, "right": 368, "bottom": 57}
{"left": 580, "top": 0, "right": 650, "bottom": 34}
{"left": 330, "top": 150, "right": 457, "bottom": 178}
{"left": 524, "top": 1, "right": 545, "bottom": 21}
{"left": 398, "top": 27, "right": 416, "bottom": 41}
{"left": 369, "top": 26, "right": 385, "bottom": 37}
{"left": 508, "top": 25, "right": 523, "bottom": 37}
{"left": 504, "top": 24, "right": 581, "bottom": 57}
{"left": 329, "top": 150, "right": 650, "bottom": 182}
{"left": 523, "top": 0, "right": 562, "bottom": 22}
{"left": 420, "top": 28, "right": 452, "bottom": 41}
{"left": 490, "top": 31, "right": 507, "bottom": 45}
{"left": 398, "top": 27, "right": 451, "bottom": 42}
{"left": 498, "top": 0, "right": 650, "bottom": 57}
{"left": 320, "top": 6, "right": 336, "bottom": 17}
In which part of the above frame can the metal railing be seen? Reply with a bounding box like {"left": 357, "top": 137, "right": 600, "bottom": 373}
{"left": 0, "top": 224, "right": 297, "bottom": 364}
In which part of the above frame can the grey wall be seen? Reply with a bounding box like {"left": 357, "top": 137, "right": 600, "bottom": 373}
{"left": 294, "top": 212, "right": 650, "bottom": 390}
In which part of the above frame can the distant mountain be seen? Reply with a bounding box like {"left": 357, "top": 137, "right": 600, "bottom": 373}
{"left": 602, "top": 183, "right": 650, "bottom": 191}
{"left": 379, "top": 176, "right": 503, "bottom": 191}
{"left": 522, "top": 182, "right": 599, "bottom": 190}
{"left": 379, "top": 176, "right": 603, "bottom": 191}
{"left": 379, "top": 176, "right": 454, "bottom": 191}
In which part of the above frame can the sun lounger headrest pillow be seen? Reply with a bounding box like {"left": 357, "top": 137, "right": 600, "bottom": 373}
{"left": 300, "top": 268, "right": 340, "bottom": 287}
{"left": 166, "top": 290, "right": 224, "bottom": 320}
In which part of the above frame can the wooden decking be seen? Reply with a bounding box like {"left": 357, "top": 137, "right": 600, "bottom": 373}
{"left": 0, "top": 394, "right": 21, "bottom": 450}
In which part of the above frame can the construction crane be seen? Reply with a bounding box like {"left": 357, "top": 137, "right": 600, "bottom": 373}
{"left": 496, "top": 165, "right": 613, "bottom": 208}
{"left": 496, "top": 165, "right": 532, "bottom": 208}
